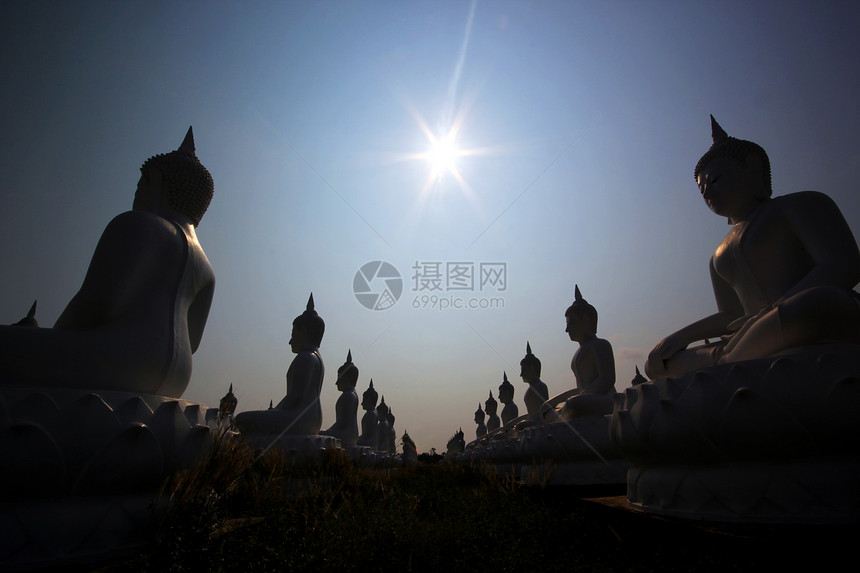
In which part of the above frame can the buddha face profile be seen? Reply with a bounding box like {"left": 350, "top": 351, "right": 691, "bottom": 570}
{"left": 565, "top": 285, "right": 597, "bottom": 342}
{"left": 697, "top": 155, "right": 768, "bottom": 221}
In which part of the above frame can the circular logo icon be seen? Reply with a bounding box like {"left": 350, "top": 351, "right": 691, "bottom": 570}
{"left": 353, "top": 261, "right": 403, "bottom": 311}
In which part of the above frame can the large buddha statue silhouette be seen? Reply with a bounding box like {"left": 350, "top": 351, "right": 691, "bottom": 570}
{"left": 0, "top": 127, "right": 214, "bottom": 397}
{"left": 645, "top": 117, "right": 860, "bottom": 378}
{"left": 235, "top": 294, "right": 325, "bottom": 436}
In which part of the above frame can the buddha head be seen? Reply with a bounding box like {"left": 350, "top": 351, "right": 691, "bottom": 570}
{"left": 138, "top": 127, "right": 214, "bottom": 227}
{"left": 694, "top": 116, "right": 772, "bottom": 222}
{"left": 498, "top": 371, "right": 514, "bottom": 403}
{"left": 362, "top": 379, "right": 379, "bottom": 411}
{"left": 520, "top": 341, "right": 541, "bottom": 383}
{"left": 485, "top": 391, "right": 498, "bottom": 414}
{"left": 474, "top": 403, "right": 485, "bottom": 424}
{"left": 565, "top": 285, "right": 597, "bottom": 341}
{"left": 336, "top": 349, "right": 359, "bottom": 391}
{"left": 377, "top": 396, "right": 389, "bottom": 419}
{"left": 289, "top": 293, "right": 325, "bottom": 352}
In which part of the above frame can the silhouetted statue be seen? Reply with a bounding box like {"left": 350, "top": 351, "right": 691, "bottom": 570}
{"left": 498, "top": 371, "right": 519, "bottom": 426}
{"left": 559, "top": 285, "right": 617, "bottom": 418}
{"left": 520, "top": 342, "right": 549, "bottom": 420}
{"left": 645, "top": 116, "right": 860, "bottom": 379}
{"left": 0, "top": 127, "right": 214, "bottom": 397}
{"left": 386, "top": 409, "right": 396, "bottom": 454}
{"left": 357, "top": 379, "right": 379, "bottom": 447}
{"left": 235, "top": 294, "right": 325, "bottom": 436}
{"left": 218, "top": 384, "right": 238, "bottom": 424}
{"left": 320, "top": 350, "right": 359, "bottom": 446}
{"left": 446, "top": 428, "right": 465, "bottom": 457}
{"left": 376, "top": 396, "right": 391, "bottom": 451}
{"left": 474, "top": 403, "right": 487, "bottom": 438}
{"left": 485, "top": 391, "right": 501, "bottom": 432}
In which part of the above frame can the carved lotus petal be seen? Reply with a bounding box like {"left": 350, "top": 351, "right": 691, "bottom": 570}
{"left": 671, "top": 370, "right": 725, "bottom": 437}
{"left": 817, "top": 376, "right": 860, "bottom": 451}
{"left": 175, "top": 425, "right": 213, "bottom": 468}
{"left": 149, "top": 400, "right": 192, "bottom": 470}
{"left": 12, "top": 391, "right": 59, "bottom": 426}
{"left": 56, "top": 394, "right": 122, "bottom": 479}
{"left": 72, "top": 423, "right": 164, "bottom": 496}
{"left": 648, "top": 399, "right": 724, "bottom": 463}
{"left": 183, "top": 404, "right": 205, "bottom": 427}
{"left": 115, "top": 396, "right": 154, "bottom": 425}
{"left": 0, "top": 422, "right": 67, "bottom": 498}
{"left": 761, "top": 357, "right": 820, "bottom": 424}
{"left": 610, "top": 409, "right": 654, "bottom": 462}
{"left": 720, "top": 388, "right": 814, "bottom": 460}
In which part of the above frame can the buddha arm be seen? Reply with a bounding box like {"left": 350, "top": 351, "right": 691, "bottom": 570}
{"left": 645, "top": 258, "right": 741, "bottom": 378}
{"left": 278, "top": 351, "right": 319, "bottom": 410}
{"left": 777, "top": 192, "right": 860, "bottom": 300}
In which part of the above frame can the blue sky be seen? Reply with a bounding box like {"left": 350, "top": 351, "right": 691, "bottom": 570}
{"left": 2, "top": 1, "right": 859, "bottom": 452}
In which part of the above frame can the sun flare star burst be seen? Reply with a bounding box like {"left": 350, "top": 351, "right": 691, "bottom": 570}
{"left": 425, "top": 133, "right": 462, "bottom": 179}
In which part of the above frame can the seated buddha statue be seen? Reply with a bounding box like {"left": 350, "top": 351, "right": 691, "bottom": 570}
{"left": 235, "top": 294, "right": 325, "bottom": 436}
{"left": 559, "top": 285, "right": 617, "bottom": 418}
{"left": 645, "top": 116, "right": 860, "bottom": 379}
{"left": 474, "top": 403, "right": 487, "bottom": 438}
{"left": 376, "top": 397, "right": 391, "bottom": 451}
{"left": 520, "top": 342, "right": 549, "bottom": 421}
{"left": 498, "top": 372, "right": 519, "bottom": 426}
{"left": 0, "top": 127, "right": 215, "bottom": 398}
{"left": 356, "top": 379, "right": 379, "bottom": 447}
{"left": 485, "top": 391, "right": 501, "bottom": 432}
{"left": 386, "top": 409, "right": 397, "bottom": 454}
{"left": 320, "top": 350, "right": 359, "bottom": 446}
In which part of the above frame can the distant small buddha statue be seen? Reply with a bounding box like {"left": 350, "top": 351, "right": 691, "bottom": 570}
{"left": 10, "top": 301, "right": 38, "bottom": 327}
{"left": 386, "top": 409, "right": 397, "bottom": 454}
{"left": 235, "top": 294, "right": 325, "bottom": 437}
{"left": 376, "top": 396, "right": 391, "bottom": 451}
{"left": 446, "top": 428, "right": 465, "bottom": 456}
{"left": 357, "top": 379, "right": 379, "bottom": 447}
{"left": 630, "top": 366, "right": 647, "bottom": 386}
{"left": 498, "top": 371, "right": 519, "bottom": 426}
{"left": 559, "top": 285, "right": 617, "bottom": 419}
{"left": 520, "top": 342, "right": 549, "bottom": 420}
{"left": 401, "top": 431, "right": 418, "bottom": 463}
{"left": 645, "top": 116, "right": 860, "bottom": 379}
{"left": 320, "top": 350, "right": 359, "bottom": 446}
{"left": 485, "top": 391, "right": 501, "bottom": 432}
{"left": 474, "top": 403, "right": 487, "bottom": 438}
{"left": 0, "top": 127, "right": 215, "bottom": 398}
{"left": 218, "top": 384, "right": 238, "bottom": 424}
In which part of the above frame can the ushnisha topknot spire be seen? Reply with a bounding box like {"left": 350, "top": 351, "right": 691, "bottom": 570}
{"left": 526, "top": 341, "right": 533, "bottom": 355}
{"left": 694, "top": 115, "right": 772, "bottom": 197}
{"left": 336, "top": 348, "right": 358, "bottom": 386}
{"left": 346, "top": 349, "right": 352, "bottom": 362}
{"left": 306, "top": 292, "right": 315, "bottom": 312}
{"left": 141, "top": 126, "right": 214, "bottom": 227}
{"left": 575, "top": 284, "right": 583, "bottom": 302}
{"left": 13, "top": 300, "right": 39, "bottom": 327}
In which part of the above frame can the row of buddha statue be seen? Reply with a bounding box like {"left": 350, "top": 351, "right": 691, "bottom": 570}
{"left": 3, "top": 113, "right": 860, "bottom": 532}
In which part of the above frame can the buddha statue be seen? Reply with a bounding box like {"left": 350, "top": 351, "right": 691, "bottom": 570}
{"left": 559, "top": 285, "right": 617, "bottom": 418}
{"left": 235, "top": 294, "right": 325, "bottom": 437}
{"left": 386, "top": 409, "right": 397, "bottom": 454}
{"left": 474, "top": 403, "right": 487, "bottom": 438}
{"left": 357, "top": 379, "right": 379, "bottom": 447}
{"left": 498, "top": 371, "right": 519, "bottom": 426}
{"left": 519, "top": 342, "right": 549, "bottom": 420}
{"left": 645, "top": 116, "right": 860, "bottom": 379}
{"left": 0, "top": 127, "right": 215, "bottom": 398}
{"left": 320, "top": 350, "right": 359, "bottom": 446}
{"left": 401, "top": 431, "right": 418, "bottom": 463}
{"left": 218, "top": 384, "right": 238, "bottom": 424}
{"left": 485, "top": 391, "right": 501, "bottom": 432}
{"left": 376, "top": 396, "right": 391, "bottom": 452}
{"left": 446, "top": 428, "right": 465, "bottom": 457}
{"left": 630, "top": 366, "right": 647, "bottom": 386}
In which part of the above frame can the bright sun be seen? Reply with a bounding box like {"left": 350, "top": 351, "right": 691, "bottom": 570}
{"left": 424, "top": 133, "right": 461, "bottom": 180}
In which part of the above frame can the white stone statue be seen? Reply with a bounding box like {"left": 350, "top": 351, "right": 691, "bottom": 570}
{"left": 559, "top": 285, "right": 617, "bottom": 419}
{"left": 519, "top": 342, "right": 549, "bottom": 422}
{"left": 474, "top": 403, "right": 487, "bottom": 438}
{"left": 613, "top": 116, "right": 860, "bottom": 522}
{"left": 357, "top": 379, "right": 379, "bottom": 447}
{"left": 376, "top": 396, "right": 391, "bottom": 452}
{"left": 645, "top": 116, "right": 860, "bottom": 379}
{"left": 498, "top": 372, "right": 519, "bottom": 426}
{"left": 0, "top": 127, "right": 215, "bottom": 398}
{"left": 235, "top": 294, "right": 325, "bottom": 437}
{"left": 485, "top": 391, "right": 501, "bottom": 432}
{"left": 320, "top": 349, "right": 359, "bottom": 446}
